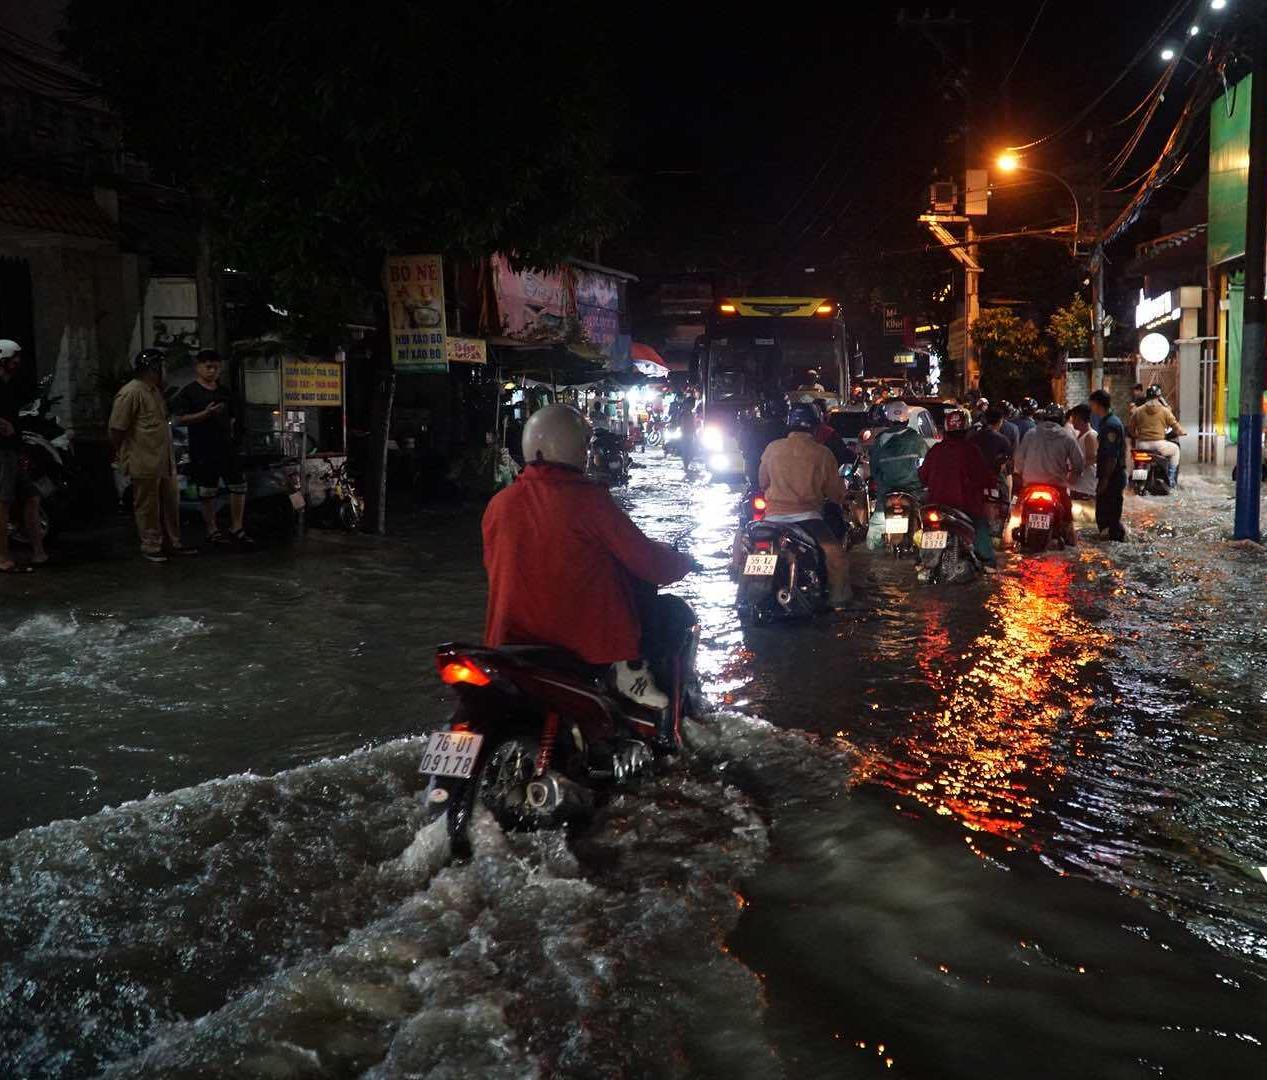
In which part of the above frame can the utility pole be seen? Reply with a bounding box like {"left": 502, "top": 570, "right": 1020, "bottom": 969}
{"left": 1088, "top": 130, "right": 1105, "bottom": 392}
{"left": 964, "top": 216, "right": 981, "bottom": 391}
{"left": 1234, "top": 28, "right": 1267, "bottom": 542}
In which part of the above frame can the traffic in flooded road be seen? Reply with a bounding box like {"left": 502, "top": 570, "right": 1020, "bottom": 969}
{"left": 2, "top": 454, "right": 1266, "bottom": 1078}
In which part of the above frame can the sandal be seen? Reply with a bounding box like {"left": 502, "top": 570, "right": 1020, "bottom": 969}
{"left": 232, "top": 530, "right": 256, "bottom": 547}
{"left": 206, "top": 530, "right": 233, "bottom": 546}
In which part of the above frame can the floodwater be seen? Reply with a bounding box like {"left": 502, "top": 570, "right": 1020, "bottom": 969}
{"left": 2, "top": 457, "right": 1266, "bottom": 1078}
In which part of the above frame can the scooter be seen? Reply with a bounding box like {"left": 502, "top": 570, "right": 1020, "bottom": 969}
{"left": 735, "top": 515, "right": 831, "bottom": 624}
{"left": 8, "top": 377, "right": 82, "bottom": 544}
{"left": 308, "top": 459, "right": 364, "bottom": 530}
{"left": 840, "top": 460, "right": 873, "bottom": 548}
{"left": 424, "top": 596, "right": 701, "bottom": 855}
{"left": 589, "top": 429, "right": 631, "bottom": 486}
{"left": 1131, "top": 435, "right": 1180, "bottom": 495}
{"left": 916, "top": 504, "right": 980, "bottom": 584}
{"left": 882, "top": 490, "right": 922, "bottom": 557}
{"left": 1013, "top": 484, "right": 1069, "bottom": 552}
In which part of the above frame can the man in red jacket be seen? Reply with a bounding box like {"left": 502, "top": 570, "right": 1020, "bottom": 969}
{"left": 918, "top": 407, "right": 998, "bottom": 571}
{"left": 483, "top": 404, "right": 694, "bottom": 711}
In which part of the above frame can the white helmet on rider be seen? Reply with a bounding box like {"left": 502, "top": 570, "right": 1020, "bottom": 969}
{"left": 0, "top": 339, "right": 21, "bottom": 363}
{"left": 521, "top": 404, "right": 590, "bottom": 471}
{"left": 882, "top": 400, "right": 911, "bottom": 427}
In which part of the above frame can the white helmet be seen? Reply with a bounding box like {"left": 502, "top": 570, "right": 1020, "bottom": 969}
{"left": 0, "top": 339, "right": 21, "bottom": 361}
{"left": 522, "top": 404, "right": 589, "bottom": 471}
{"left": 882, "top": 401, "right": 911, "bottom": 425}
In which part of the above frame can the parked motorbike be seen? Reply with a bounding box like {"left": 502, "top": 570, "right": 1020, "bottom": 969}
{"left": 1013, "top": 484, "right": 1069, "bottom": 552}
{"left": 589, "top": 429, "right": 631, "bottom": 486}
{"left": 1130, "top": 436, "right": 1180, "bottom": 495}
{"left": 882, "top": 490, "right": 922, "bottom": 557}
{"left": 916, "top": 504, "right": 980, "bottom": 585}
{"left": 424, "top": 596, "right": 702, "bottom": 855}
{"left": 308, "top": 459, "right": 364, "bottom": 530}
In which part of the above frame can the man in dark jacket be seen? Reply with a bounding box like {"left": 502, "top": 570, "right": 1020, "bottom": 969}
{"left": 919, "top": 408, "right": 998, "bottom": 569}
{"left": 1089, "top": 389, "right": 1127, "bottom": 541}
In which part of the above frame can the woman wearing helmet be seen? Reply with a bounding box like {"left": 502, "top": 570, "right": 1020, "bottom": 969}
{"left": 482, "top": 404, "right": 693, "bottom": 722}
{"left": 109, "top": 349, "right": 196, "bottom": 562}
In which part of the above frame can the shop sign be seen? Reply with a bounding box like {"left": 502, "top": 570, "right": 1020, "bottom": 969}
{"left": 283, "top": 359, "right": 343, "bottom": 406}
{"left": 446, "top": 336, "right": 487, "bottom": 364}
{"left": 386, "top": 254, "right": 447, "bottom": 371}
{"left": 1134, "top": 289, "right": 1180, "bottom": 330}
{"left": 491, "top": 254, "right": 568, "bottom": 344}
{"left": 572, "top": 268, "right": 620, "bottom": 355}
{"left": 893, "top": 352, "right": 917, "bottom": 367}
{"left": 883, "top": 304, "right": 904, "bottom": 336}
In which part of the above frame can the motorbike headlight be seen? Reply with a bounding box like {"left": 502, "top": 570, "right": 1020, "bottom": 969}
{"left": 702, "top": 425, "right": 725, "bottom": 452}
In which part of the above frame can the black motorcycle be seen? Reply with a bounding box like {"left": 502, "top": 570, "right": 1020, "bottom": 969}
{"left": 424, "top": 596, "right": 701, "bottom": 855}
{"left": 8, "top": 377, "right": 83, "bottom": 544}
{"left": 308, "top": 459, "right": 364, "bottom": 530}
{"left": 881, "top": 489, "right": 922, "bottom": 557}
{"left": 1131, "top": 435, "right": 1180, "bottom": 496}
{"left": 916, "top": 504, "right": 981, "bottom": 584}
{"left": 735, "top": 516, "right": 831, "bottom": 624}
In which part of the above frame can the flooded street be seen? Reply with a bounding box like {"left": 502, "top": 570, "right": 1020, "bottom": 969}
{"left": 3, "top": 454, "right": 1267, "bottom": 1078}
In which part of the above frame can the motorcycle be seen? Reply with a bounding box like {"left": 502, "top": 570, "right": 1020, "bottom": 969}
{"left": 1013, "top": 484, "right": 1069, "bottom": 552}
{"left": 308, "top": 458, "right": 364, "bottom": 530}
{"left": 643, "top": 416, "right": 665, "bottom": 449}
{"left": 735, "top": 514, "right": 831, "bottom": 624}
{"left": 8, "top": 377, "right": 82, "bottom": 544}
{"left": 589, "top": 429, "right": 631, "bottom": 486}
{"left": 1131, "top": 436, "right": 1180, "bottom": 495}
{"left": 882, "top": 490, "right": 922, "bottom": 557}
{"left": 424, "top": 596, "right": 702, "bottom": 855}
{"left": 916, "top": 504, "right": 980, "bottom": 584}
{"left": 840, "top": 460, "right": 872, "bottom": 548}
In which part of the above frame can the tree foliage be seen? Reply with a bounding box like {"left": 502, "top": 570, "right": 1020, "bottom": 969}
{"left": 1048, "top": 295, "right": 1094, "bottom": 356}
{"left": 62, "top": 1, "right": 627, "bottom": 330}
{"left": 971, "top": 307, "right": 1046, "bottom": 402}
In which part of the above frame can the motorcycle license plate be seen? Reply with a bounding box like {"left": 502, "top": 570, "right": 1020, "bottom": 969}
{"left": 884, "top": 516, "right": 908, "bottom": 535}
{"left": 1131, "top": 468, "right": 1149, "bottom": 481}
{"left": 1029, "top": 513, "right": 1052, "bottom": 530}
{"left": 744, "top": 553, "right": 778, "bottom": 576}
{"left": 920, "top": 530, "right": 948, "bottom": 550}
{"left": 419, "top": 731, "right": 483, "bottom": 779}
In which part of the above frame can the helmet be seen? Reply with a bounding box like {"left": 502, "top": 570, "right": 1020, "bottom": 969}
{"left": 974, "top": 397, "right": 989, "bottom": 410}
{"left": 998, "top": 399, "right": 1013, "bottom": 415}
{"left": 882, "top": 400, "right": 911, "bottom": 427}
{"left": 787, "top": 402, "right": 820, "bottom": 432}
{"left": 1021, "top": 397, "right": 1038, "bottom": 415}
{"left": 133, "top": 348, "right": 165, "bottom": 374}
{"left": 0, "top": 339, "right": 21, "bottom": 361}
{"left": 944, "top": 408, "right": 970, "bottom": 434}
{"left": 1146, "top": 384, "right": 1165, "bottom": 401}
{"left": 1039, "top": 403, "right": 1065, "bottom": 424}
{"left": 522, "top": 404, "right": 589, "bottom": 470}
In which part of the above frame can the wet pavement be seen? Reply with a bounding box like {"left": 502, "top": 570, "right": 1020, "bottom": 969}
{"left": 2, "top": 456, "right": 1266, "bottom": 1078}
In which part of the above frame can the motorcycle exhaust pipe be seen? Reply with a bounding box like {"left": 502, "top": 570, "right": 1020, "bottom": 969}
{"left": 524, "top": 772, "right": 593, "bottom": 816}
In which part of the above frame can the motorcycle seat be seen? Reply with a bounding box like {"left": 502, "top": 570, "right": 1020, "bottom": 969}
{"left": 496, "top": 645, "right": 608, "bottom": 679}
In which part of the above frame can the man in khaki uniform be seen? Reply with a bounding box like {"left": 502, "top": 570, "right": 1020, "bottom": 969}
{"left": 1126, "top": 384, "right": 1185, "bottom": 487}
{"left": 109, "top": 349, "right": 196, "bottom": 562}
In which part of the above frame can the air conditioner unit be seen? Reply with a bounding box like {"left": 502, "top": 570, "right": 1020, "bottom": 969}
{"left": 930, "top": 182, "right": 957, "bottom": 214}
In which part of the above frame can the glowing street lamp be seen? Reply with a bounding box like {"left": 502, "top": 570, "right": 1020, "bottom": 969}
{"left": 1160, "top": 46, "right": 1177, "bottom": 61}
{"left": 996, "top": 150, "right": 1021, "bottom": 174}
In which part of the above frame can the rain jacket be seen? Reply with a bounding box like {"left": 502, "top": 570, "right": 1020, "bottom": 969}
{"left": 482, "top": 464, "right": 692, "bottom": 665}
{"left": 869, "top": 426, "right": 926, "bottom": 498}
{"left": 1127, "top": 400, "right": 1185, "bottom": 442}
{"left": 1014, "top": 422, "right": 1084, "bottom": 488}
{"left": 759, "top": 432, "right": 845, "bottom": 516}
{"left": 919, "top": 435, "right": 995, "bottom": 518}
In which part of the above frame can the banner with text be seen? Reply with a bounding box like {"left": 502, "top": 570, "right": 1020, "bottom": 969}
{"left": 282, "top": 359, "right": 343, "bottom": 407}
{"left": 446, "top": 336, "right": 487, "bottom": 364}
{"left": 490, "top": 253, "right": 568, "bottom": 343}
{"left": 386, "top": 254, "right": 447, "bottom": 371}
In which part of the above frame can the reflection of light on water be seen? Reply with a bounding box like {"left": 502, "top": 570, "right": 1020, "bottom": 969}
{"left": 852, "top": 558, "right": 1111, "bottom": 844}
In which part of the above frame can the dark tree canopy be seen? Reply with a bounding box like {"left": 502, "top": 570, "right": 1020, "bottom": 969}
{"left": 63, "top": 1, "right": 627, "bottom": 323}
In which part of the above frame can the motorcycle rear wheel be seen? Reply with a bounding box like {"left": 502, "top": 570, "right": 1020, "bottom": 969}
{"left": 1022, "top": 527, "right": 1050, "bottom": 553}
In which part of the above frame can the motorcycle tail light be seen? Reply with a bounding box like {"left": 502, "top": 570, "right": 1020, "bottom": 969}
{"left": 1132, "top": 452, "right": 1151, "bottom": 463}
{"left": 437, "top": 657, "right": 491, "bottom": 687}
{"left": 754, "top": 540, "right": 773, "bottom": 552}
{"left": 1026, "top": 489, "right": 1055, "bottom": 505}
{"left": 925, "top": 510, "right": 941, "bottom": 525}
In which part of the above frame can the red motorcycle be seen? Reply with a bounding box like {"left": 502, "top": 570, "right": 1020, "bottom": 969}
{"left": 1013, "top": 484, "right": 1070, "bottom": 552}
{"left": 424, "top": 597, "right": 702, "bottom": 855}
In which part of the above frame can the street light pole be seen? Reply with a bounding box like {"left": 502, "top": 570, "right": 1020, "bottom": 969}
{"left": 1234, "top": 28, "right": 1267, "bottom": 542}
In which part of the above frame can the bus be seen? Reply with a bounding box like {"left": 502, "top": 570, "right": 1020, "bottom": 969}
{"left": 695, "top": 296, "right": 852, "bottom": 476}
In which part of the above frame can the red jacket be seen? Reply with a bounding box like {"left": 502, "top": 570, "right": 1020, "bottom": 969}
{"left": 918, "top": 435, "right": 994, "bottom": 518}
{"left": 482, "top": 464, "right": 692, "bottom": 664}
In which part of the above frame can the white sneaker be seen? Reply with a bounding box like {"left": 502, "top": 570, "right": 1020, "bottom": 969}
{"left": 612, "top": 660, "right": 670, "bottom": 710}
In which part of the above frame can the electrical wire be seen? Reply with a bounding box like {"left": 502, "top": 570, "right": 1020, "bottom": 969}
{"left": 1009, "top": 0, "right": 1191, "bottom": 151}
{"left": 1001, "top": 0, "right": 1050, "bottom": 90}
{"left": 1102, "top": 57, "right": 1178, "bottom": 184}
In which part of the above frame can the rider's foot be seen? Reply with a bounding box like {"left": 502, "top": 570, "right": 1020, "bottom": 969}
{"left": 612, "top": 660, "right": 670, "bottom": 709}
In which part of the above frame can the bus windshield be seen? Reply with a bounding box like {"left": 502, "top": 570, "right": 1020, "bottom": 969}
{"left": 708, "top": 338, "right": 839, "bottom": 403}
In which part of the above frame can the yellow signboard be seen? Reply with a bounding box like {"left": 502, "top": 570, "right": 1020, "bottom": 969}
{"left": 446, "top": 336, "right": 487, "bottom": 364}
{"left": 283, "top": 359, "right": 343, "bottom": 406}
{"left": 385, "top": 254, "right": 446, "bottom": 371}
